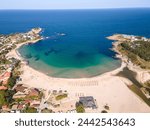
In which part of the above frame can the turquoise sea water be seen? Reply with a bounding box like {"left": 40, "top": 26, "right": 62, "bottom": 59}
{"left": 1, "top": 9, "right": 150, "bottom": 78}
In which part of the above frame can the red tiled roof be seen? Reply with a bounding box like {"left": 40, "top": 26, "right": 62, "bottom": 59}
{"left": 18, "top": 104, "right": 24, "bottom": 110}
{"left": 0, "top": 72, "right": 11, "bottom": 85}
{"left": 28, "top": 89, "right": 39, "bottom": 97}
{"left": 0, "top": 86, "right": 7, "bottom": 90}
{"left": 24, "top": 100, "right": 32, "bottom": 104}
{"left": 3, "top": 72, "right": 11, "bottom": 77}
{"left": 0, "top": 72, "right": 11, "bottom": 79}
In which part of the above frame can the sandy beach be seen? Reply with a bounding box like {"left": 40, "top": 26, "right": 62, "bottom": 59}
{"left": 6, "top": 36, "right": 150, "bottom": 113}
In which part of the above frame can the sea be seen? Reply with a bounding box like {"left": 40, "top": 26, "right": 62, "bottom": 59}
{"left": 0, "top": 8, "right": 150, "bottom": 78}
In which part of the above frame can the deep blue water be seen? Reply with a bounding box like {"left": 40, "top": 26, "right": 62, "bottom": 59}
{"left": 0, "top": 9, "right": 150, "bottom": 78}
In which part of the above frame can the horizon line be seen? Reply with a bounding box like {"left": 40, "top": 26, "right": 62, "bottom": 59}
{"left": 0, "top": 7, "right": 150, "bottom": 10}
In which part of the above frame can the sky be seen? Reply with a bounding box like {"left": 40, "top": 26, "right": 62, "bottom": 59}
{"left": 0, "top": 0, "right": 150, "bottom": 9}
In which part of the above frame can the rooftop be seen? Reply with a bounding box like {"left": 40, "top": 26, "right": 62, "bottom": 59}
{"left": 79, "top": 96, "right": 97, "bottom": 109}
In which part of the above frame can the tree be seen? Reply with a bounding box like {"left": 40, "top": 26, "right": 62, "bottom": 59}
{"left": 55, "top": 94, "right": 68, "bottom": 100}
{"left": 0, "top": 90, "right": 16, "bottom": 107}
{"left": 5, "top": 90, "right": 16, "bottom": 104}
{"left": 0, "top": 91, "right": 6, "bottom": 107}
{"left": 7, "top": 76, "right": 17, "bottom": 89}
{"left": 24, "top": 107, "right": 37, "bottom": 113}
{"left": 76, "top": 102, "right": 85, "bottom": 113}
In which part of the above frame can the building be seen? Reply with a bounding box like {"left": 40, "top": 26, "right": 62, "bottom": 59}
{"left": 0, "top": 71, "right": 11, "bottom": 85}
{"left": 17, "top": 104, "right": 25, "bottom": 111}
{"left": 2, "top": 105, "right": 10, "bottom": 112}
{"left": 14, "top": 84, "right": 28, "bottom": 93}
{"left": 13, "top": 91, "right": 27, "bottom": 99}
{"left": 11, "top": 104, "right": 18, "bottom": 111}
{"left": 0, "top": 86, "right": 7, "bottom": 90}
{"left": 30, "top": 100, "right": 41, "bottom": 108}
{"left": 27, "top": 88, "right": 40, "bottom": 97}
{"left": 79, "top": 96, "right": 97, "bottom": 109}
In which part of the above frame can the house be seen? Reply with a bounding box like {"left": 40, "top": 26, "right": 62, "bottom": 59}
{"left": 24, "top": 99, "right": 32, "bottom": 105}
{"left": 30, "top": 100, "right": 41, "bottom": 106}
{"left": 30, "top": 104, "right": 40, "bottom": 108}
{"left": 79, "top": 96, "right": 97, "bottom": 109}
{"left": 30, "top": 100, "right": 41, "bottom": 109}
{"left": 13, "top": 91, "right": 27, "bottom": 99}
{"left": 17, "top": 104, "right": 25, "bottom": 111}
{"left": 11, "top": 104, "right": 18, "bottom": 111}
{"left": 0, "top": 86, "right": 7, "bottom": 90}
{"left": 14, "top": 84, "right": 27, "bottom": 93}
{"left": 30, "top": 100, "right": 41, "bottom": 108}
{"left": 0, "top": 71, "right": 11, "bottom": 85}
{"left": 1, "top": 72, "right": 11, "bottom": 79}
{"left": 28, "top": 88, "right": 40, "bottom": 97}
{"left": 2, "top": 105, "right": 10, "bottom": 112}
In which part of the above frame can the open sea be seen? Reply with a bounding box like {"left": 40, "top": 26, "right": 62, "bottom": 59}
{"left": 0, "top": 9, "right": 150, "bottom": 78}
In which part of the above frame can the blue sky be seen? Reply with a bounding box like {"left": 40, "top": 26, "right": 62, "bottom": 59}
{"left": 0, "top": 0, "right": 150, "bottom": 9}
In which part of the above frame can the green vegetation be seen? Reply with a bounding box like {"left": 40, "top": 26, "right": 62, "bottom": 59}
{"left": 0, "top": 59, "right": 10, "bottom": 65}
{"left": 0, "top": 91, "right": 6, "bottom": 107}
{"left": 7, "top": 75, "right": 17, "bottom": 89}
{"left": 0, "top": 90, "right": 16, "bottom": 107}
{"left": 76, "top": 102, "right": 85, "bottom": 113}
{"left": 27, "top": 95, "right": 39, "bottom": 100}
{"left": 7, "top": 61, "right": 21, "bottom": 89}
{"left": 15, "top": 98, "right": 25, "bottom": 103}
{"left": 23, "top": 107, "right": 37, "bottom": 113}
{"left": 5, "top": 90, "right": 16, "bottom": 105}
{"left": 41, "top": 108, "right": 53, "bottom": 113}
{"left": 0, "top": 29, "right": 42, "bottom": 112}
{"left": 121, "top": 41, "right": 150, "bottom": 61}
{"left": 119, "top": 40, "right": 150, "bottom": 69}
{"left": 128, "top": 84, "right": 150, "bottom": 106}
{"left": 55, "top": 94, "right": 68, "bottom": 100}
{"left": 39, "top": 92, "right": 43, "bottom": 99}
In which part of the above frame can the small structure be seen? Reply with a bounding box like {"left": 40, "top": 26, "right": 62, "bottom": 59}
{"left": 52, "top": 90, "right": 57, "bottom": 95}
{"left": 0, "top": 71, "right": 11, "bottom": 85}
{"left": 17, "top": 104, "right": 25, "bottom": 111}
{"left": 28, "top": 88, "right": 40, "bottom": 97}
{"left": 79, "top": 96, "right": 97, "bottom": 109}
{"left": 14, "top": 84, "right": 27, "bottom": 93}
{"left": 2, "top": 105, "right": 10, "bottom": 112}
{"left": 13, "top": 91, "right": 27, "bottom": 99}
{"left": 30, "top": 100, "right": 41, "bottom": 108}
{"left": 0, "top": 86, "right": 7, "bottom": 90}
{"left": 11, "top": 104, "right": 18, "bottom": 111}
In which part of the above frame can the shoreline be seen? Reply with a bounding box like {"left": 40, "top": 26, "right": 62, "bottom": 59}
{"left": 7, "top": 38, "right": 43, "bottom": 60}
{"left": 107, "top": 34, "right": 150, "bottom": 83}
{"left": 6, "top": 34, "right": 150, "bottom": 112}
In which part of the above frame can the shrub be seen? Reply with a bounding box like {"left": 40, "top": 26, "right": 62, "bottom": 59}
{"left": 7, "top": 76, "right": 17, "bottom": 89}
{"left": 55, "top": 94, "right": 68, "bottom": 100}
{"left": 76, "top": 102, "right": 85, "bottom": 113}
{"left": 23, "top": 107, "right": 37, "bottom": 113}
{"left": 0, "top": 91, "right": 6, "bottom": 106}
